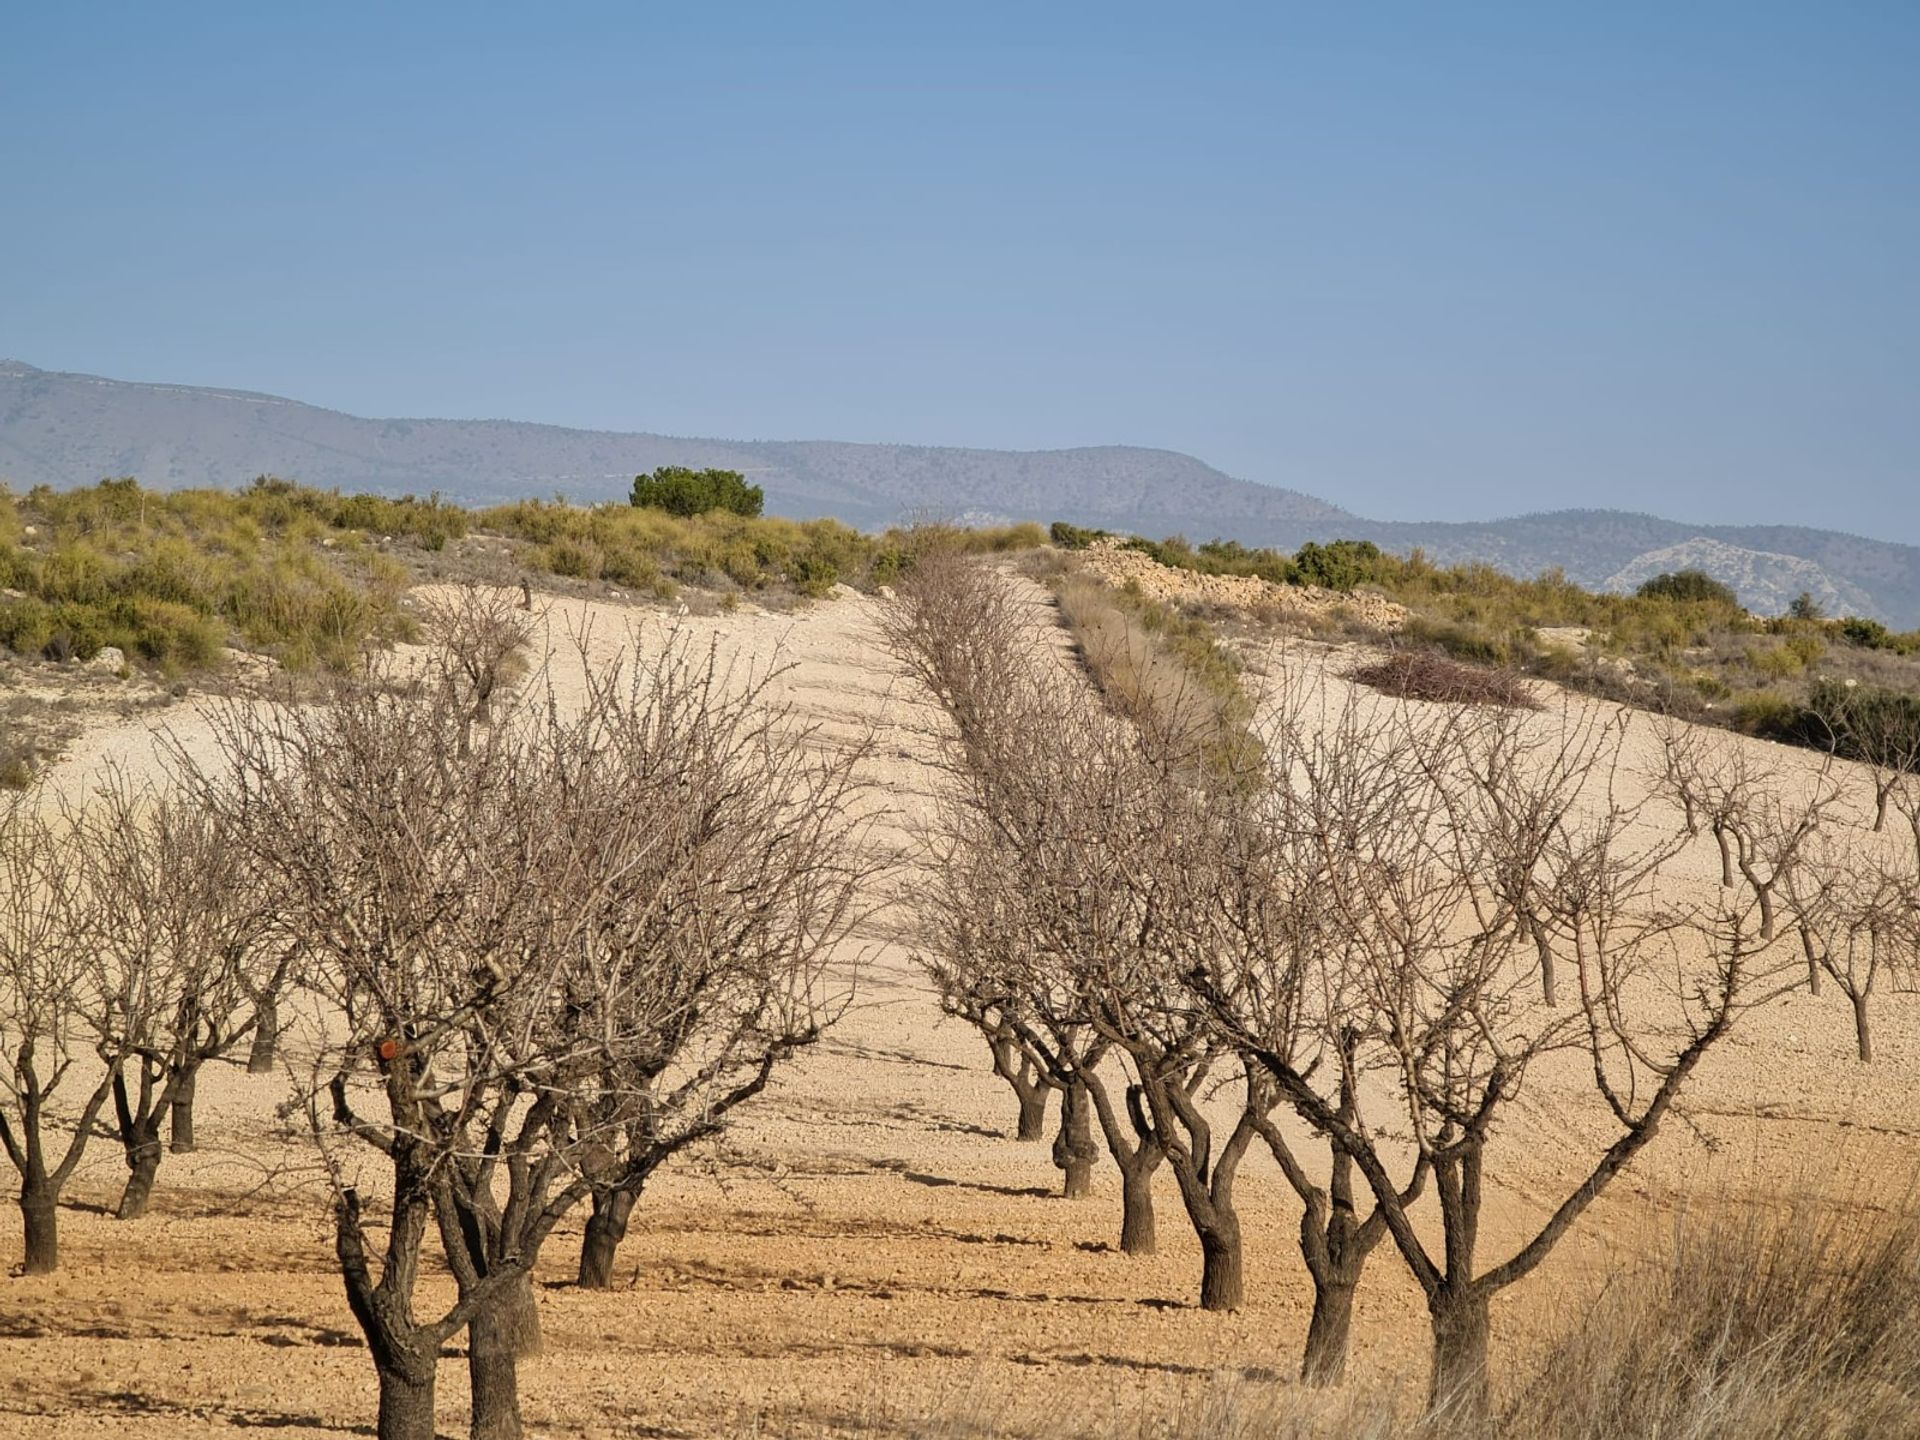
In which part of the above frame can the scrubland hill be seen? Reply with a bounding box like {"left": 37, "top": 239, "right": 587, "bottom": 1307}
{"left": 5, "top": 359, "right": 1916, "bottom": 623}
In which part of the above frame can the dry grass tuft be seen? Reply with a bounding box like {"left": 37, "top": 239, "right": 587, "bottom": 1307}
{"left": 1503, "top": 1198, "right": 1920, "bottom": 1439}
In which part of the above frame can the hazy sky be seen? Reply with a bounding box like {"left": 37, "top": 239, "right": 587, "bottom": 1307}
{"left": 4, "top": 3, "right": 1915, "bottom": 537}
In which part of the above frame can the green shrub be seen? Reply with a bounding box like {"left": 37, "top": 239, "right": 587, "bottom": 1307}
{"left": 1402, "top": 616, "right": 1515, "bottom": 666}
{"left": 1049, "top": 520, "right": 1107, "bottom": 550}
{"left": 542, "top": 537, "right": 603, "bottom": 579}
{"left": 1803, "top": 678, "right": 1920, "bottom": 767}
{"left": 329, "top": 491, "right": 468, "bottom": 549}
{"left": 1733, "top": 691, "right": 1801, "bottom": 739}
{"left": 630, "top": 466, "right": 764, "bottom": 519}
{"left": 790, "top": 552, "right": 839, "bottom": 597}
{"left": 124, "top": 599, "right": 223, "bottom": 668}
{"left": 0, "top": 598, "right": 54, "bottom": 657}
{"left": 1638, "top": 569, "right": 1739, "bottom": 605}
{"left": 1292, "top": 539, "right": 1388, "bottom": 591}
{"left": 1747, "top": 642, "right": 1805, "bottom": 679}
{"left": 1197, "top": 538, "right": 1294, "bottom": 584}
{"left": 41, "top": 602, "right": 110, "bottom": 661}
{"left": 1839, "top": 616, "right": 1895, "bottom": 650}
{"left": 1784, "top": 633, "right": 1826, "bottom": 668}
{"left": 1788, "top": 591, "right": 1826, "bottom": 621}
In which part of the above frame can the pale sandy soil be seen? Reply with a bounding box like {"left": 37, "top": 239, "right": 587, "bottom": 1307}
{"left": 3, "top": 584, "right": 1918, "bottom": 1438}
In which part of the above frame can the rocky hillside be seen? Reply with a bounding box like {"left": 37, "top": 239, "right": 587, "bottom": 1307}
{"left": 1602, "top": 539, "right": 1878, "bottom": 618}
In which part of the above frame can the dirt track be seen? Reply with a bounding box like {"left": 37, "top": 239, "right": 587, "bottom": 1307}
{"left": 4, "top": 585, "right": 1918, "bottom": 1438}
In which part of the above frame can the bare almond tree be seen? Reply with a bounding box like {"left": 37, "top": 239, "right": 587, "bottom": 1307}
{"left": 956, "top": 993, "right": 1061, "bottom": 1142}
{"left": 78, "top": 771, "right": 272, "bottom": 1217}
{"left": 910, "top": 832, "right": 1126, "bottom": 1206}
{"left": 1194, "top": 694, "right": 1807, "bottom": 1416}
{"left": 417, "top": 580, "right": 535, "bottom": 753}
{"left": 179, "top": 659, "right": 548, "bottom": 1440}
{"left": 175, "top": 630, "right": 867, "bottom": 1440}
{"left": 1192, "top": 752, "right": 1429, "bottom": 1381}
{"left": 1807, "top": 682, "right": 1920, "bottom": 834}
{"left": 1657, "top": 725, "right": 1838, "bottom": 943}
{"left": 0, "top": 790, "right": 113, "bottom": 1273}
{"left": 554, "top": 647, "right": 871, "bottom": 1291}
{"left": 1786, "top": 832, "right": 1915, "bottom": 1062}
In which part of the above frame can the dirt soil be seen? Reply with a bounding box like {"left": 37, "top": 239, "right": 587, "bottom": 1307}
{"left": 3, "top": 582, "right": 1917, "bottom": 1438}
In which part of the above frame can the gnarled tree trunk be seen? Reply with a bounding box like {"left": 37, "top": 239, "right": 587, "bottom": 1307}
{"left": 1146, "top": 1068, "right": 1260, "bottom": 1313}
{"left": 467, "top": 1292, "right": 525, "bottom": 1440}
{"left": 168, "top": 1061, "right": 200, "bottom": 1154}
{"left": 1427, "top": 1287, "right": 1492, "bottom": 1420}
{"left": 1302, "top": 1267, "right": 1359, "bottom": 1386}
{"left": 1196, "top": 1216, "right": 1244, "bottom": 1312}
{"left": 117, "top": 1133, "right": 162, "bottom": 1220}
{"left": 19, "top": 1180, "right": 58, "bottom": 1276}
{"left": 987, "top": 1029, "right": 1054, "bottom": 1141}
{"left": 112, "top": 1069, "right": 167, "bottom": 1220}
{"left": 1052, "top": 1079, "right": 1098, "bottom": 1199}
{"left": 247, "top": 996, "right": 279, "bottom": 1074}
{"left": 373, "top": 1353, "right": 438, "bottom": 1440}
{"left": 1015, "top": 1085, "right": 1050, "bottom": 1141}
{"left": 1118, "top": 1160, "right": 1157, "bottom": 1255}
{"left": 577, "top": 1187, "right": 636, "bottom": 1290}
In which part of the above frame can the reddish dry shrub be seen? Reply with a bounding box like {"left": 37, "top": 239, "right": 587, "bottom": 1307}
{"left": 1348, "top": 650, "right": 1538, "bottom": 709}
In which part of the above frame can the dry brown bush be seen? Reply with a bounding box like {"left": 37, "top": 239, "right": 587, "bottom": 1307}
{"left": 1347, "top": 649, "right": 1538, "bottom": 709}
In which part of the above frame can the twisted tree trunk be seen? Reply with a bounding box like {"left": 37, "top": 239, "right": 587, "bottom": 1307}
{"left": 1015, "top": 1085, "right": 1050, "bottom": 1142}
{"left": 1427, "top": 1287, "right": 1492, "bottom": 1420}
{"left": 1302, "top": 1267, "right": 1360, "bottom": 1386}
{"left": 372, "top": 1354, "right": 438, "bottom": 1440}
{"left": 247, "top": 996, "right": 279, "bottom": 1074}
{"left": 168, "top": 1061, "right": 200, "bottom": 1154}
{"left": 117, "top": 1134, "right": 162, "bottom": 1220}
{"left": 1196, "top": 1217, "right": 1245, "bottom": 1312}
{"left": 577, "top": 1188, "right": 636, "bottom": 1290}
{"left": 1052, "top": 1079, "right": 1098, "bottom": 1199}
{"left": 467, "top": 1294, "right": 525, "bottom": 1440}
{"left": 1118, "top": 1159, "right": 1158, "bottom": 1255}
{"left": 19, "top": 1181, "right": 57, "bottom": 1276}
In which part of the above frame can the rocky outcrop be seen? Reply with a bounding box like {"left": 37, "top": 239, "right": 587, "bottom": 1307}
{"left": 1602, "top": 539, "right": 1875, "bottom": 618}
{"left": 1073, "top": 539, "right": 1407, "bottom": 631}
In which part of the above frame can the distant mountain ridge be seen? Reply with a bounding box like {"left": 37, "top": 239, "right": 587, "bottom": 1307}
{"left": 4, "top": 359, "right": 1916, "bottom": 625}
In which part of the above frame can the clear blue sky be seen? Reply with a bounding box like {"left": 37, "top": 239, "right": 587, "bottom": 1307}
{"left": 4, "top": 3, "right": 1915, "bottom": 536}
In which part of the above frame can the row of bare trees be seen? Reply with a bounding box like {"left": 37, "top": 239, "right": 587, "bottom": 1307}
{"left": 0, "top": 776, "right": 289, "bottom": 1269}
{"left": 883, "top": 548, "right": 1920, "bottom": 1415}
{"left": 0, "top": 587, "right": 875, "bottom": 1440}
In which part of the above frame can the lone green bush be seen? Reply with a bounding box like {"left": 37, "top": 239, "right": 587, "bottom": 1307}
{"left": 1637, "top": 569, "right": 1739, "bottom": 606}
{"left": 1292, "top": 539, "right": 1388, "bottom": 590}
{"left": 630, "top": 467, "right": 764, "bottom": 519}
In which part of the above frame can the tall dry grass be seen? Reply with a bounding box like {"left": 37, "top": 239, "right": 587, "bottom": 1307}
{"left": 1052, "top": 573, "right": 1259, "bottom": 778}
{"left": 1503, "top": 1197, "right": 1920, "bottom": 1439}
